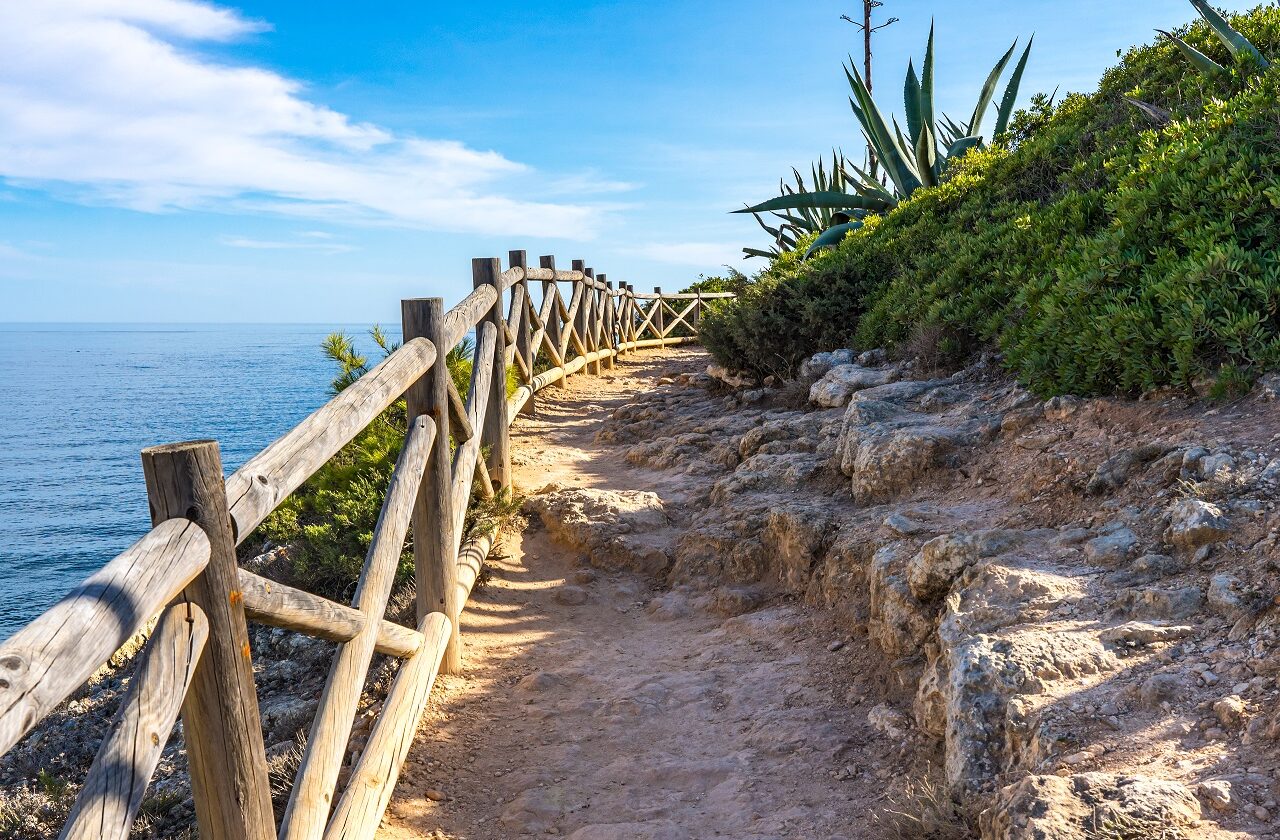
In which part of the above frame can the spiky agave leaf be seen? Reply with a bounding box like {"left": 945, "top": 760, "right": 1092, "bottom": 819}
{"left": 904, "top": 60, "right": 923, "bottom": 145}
{"left": 994, "top": 36, "right": 1034, "bottom": 137}
{"left": 772, "top": 212, "right": 816, "bottom": 229}
{"left": 1123, "top": 96, "right": 1173, "bottom": 126}
{"left": 1158, "top": 28, "right": 1228, "bottom": 75}
{"left": 1189, "top": 0, "right": 1268, "bottom": 67}
{"left": 842, "top": 160, "right": 898, "bottom": 204}
{"left": 938, "top": 113, "right": 968, "bottom": 147}
{"left": 914, "top": 122, "right": 938, "bottom": 188}
{"left": 733, "top": 191, "right": 894, "bottom": 215}
{"left": 918, "top": 23, "right": 937, "bottom": 148}
{"left": 803, "top": 222, "right": 864, "bottom": 258}
{"left": 846, "top": 59, "right": 922, "bottom": 196}
{"left": 901, "top": 26, "right": 938, "bottom": 169}
{"left": 891, "top": 117, "right": 917, "bottom": 175}
{"left": 946, "top": 135, "right": 983, "bottom": 161}
{"left": 968, "top": 40, "right": 1020, "bottom": 137}
{"left": 749, "top": 210, "right": 784, "bottom": 240}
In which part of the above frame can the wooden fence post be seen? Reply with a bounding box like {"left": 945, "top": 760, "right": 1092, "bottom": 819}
{"left": 402, "top": 298, "right": 461, "bottom": 673}
{"left": 694, "top": 291, "right": 703, "bottom": 332}
{"left": 654, "top": 286, "right": 665, "bottom": 349}
{"left": 509, "top": 250, "right": 535, "bottom": 415}
{"left": 583, "top": 267, "right": 601, "bottom": 375}
{"left": 474, "top": 258, "right": 511, "bottom": 491}
{"left": 624, "top": 283, "right": 636, "bottom": 350}
{"left": 571, "top": 259, "right": 589, "bottom": 379}
{"left": 593, "top": 271, "right": 607, "bottom": 372}
{"left": 601, "top": 277, "right": 615, "bottom": 370}
{"left": 140, "top": 440, "right": 276, "bottom": 840}
{"left": 538, "top": 256, "right": 564, "bottom": 387}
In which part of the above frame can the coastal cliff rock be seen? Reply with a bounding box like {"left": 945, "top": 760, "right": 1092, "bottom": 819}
{"left": 525, "top": 486, "right": 674, "bottom": 575}
{"left": 980, "top": 772, "right": 1204, "bottom": 839}
{"left": 562, "top": 351, "right": 1280, "bottom": 836}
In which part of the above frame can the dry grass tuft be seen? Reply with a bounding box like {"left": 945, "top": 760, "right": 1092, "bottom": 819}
{"left": 870, "top": 775, "right": 978, "bottom": 839}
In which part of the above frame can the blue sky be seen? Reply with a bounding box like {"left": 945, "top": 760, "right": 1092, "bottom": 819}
{"left": 0, "top": 0, "right": 1261, "bottom": 323}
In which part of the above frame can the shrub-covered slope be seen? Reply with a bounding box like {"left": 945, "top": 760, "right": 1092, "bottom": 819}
{"left": 704, "top": 5, "right": 1280, "bottom": 396}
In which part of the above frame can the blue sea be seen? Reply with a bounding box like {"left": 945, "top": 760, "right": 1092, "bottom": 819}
{"left": 0, "top": 323, "right": 398, "bottom": 640}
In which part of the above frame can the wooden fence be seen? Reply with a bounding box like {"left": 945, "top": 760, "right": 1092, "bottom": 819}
{"left": 0, "top": 252, "right": 732, "bottom": 840}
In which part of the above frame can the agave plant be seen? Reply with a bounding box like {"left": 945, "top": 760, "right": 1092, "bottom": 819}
{"left": 1161, "top": 0, "right": 1269, "bottom": 77}
{"left": 743, "top": 151, "right": 871, "bottom": 260}
{"left": 735, "top": 23, "right": 1032, "bottom": 257}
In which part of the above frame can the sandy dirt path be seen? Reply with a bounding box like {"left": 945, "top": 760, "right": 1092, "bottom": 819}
{"left": 378, "top": 349, "right": 904, "bottom": 840}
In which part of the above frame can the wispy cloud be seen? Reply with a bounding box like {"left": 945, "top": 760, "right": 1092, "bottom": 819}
{"left": 0, "top": 1, "right": 610, "bottom": 238}
{"left": 623, "top": 241, "right": 744, "bottom": 267}
{"left": 219, "top": 234, "right": 357, "bottom": 254}
{"left": 0, "top": 242, "right": 30, "bottom": 260}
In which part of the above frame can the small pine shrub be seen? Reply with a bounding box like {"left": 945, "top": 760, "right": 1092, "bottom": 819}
{"left": 250, "top": 326, "right": 516, "bottom": 602}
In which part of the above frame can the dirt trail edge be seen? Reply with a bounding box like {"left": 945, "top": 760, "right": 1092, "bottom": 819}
{"left": 380, "top": 349, "right": 904, "bottom": 840}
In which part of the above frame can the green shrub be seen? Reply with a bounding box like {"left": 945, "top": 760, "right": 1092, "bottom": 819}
{"left": 254, "top": 397, "right": 411, "bottom": 602}
{"left": 703, "top": 5, "right": 1280, "bottom": 396}
{"left": 250, "top": 327, "right": 515, "bottom": 602}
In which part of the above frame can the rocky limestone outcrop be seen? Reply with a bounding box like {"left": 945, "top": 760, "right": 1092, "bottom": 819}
{"left": 539, "top": 351, "right": 1280, "bottom": 836}
{"left": 525, "top": 486, "right": 674, "bottom": 575}
{"left": 834, "top": 378, "right": 1004, "bottom": 503}
{"left": 980, "top": 772, "right": 1203, "bottom": 839}
{"left": 808, "top": 363, "right": 900, "bottom": 407}
{"left": 909, "top": 536, "right": 1113, "bottom": 794}
{"left": 1164, "top": 498, "right": 1231, "bottom": 548}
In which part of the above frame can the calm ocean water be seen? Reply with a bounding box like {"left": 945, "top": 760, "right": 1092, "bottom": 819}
{"left": 0, "top": 323, "right": 398, "bottom": 640}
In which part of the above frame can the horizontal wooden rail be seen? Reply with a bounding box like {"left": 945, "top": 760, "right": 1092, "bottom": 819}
{"left": 628, "top": 291, "right": 733, "bottom": 300}
{"left": 239, "top": 571, "right": 423, "bottom": 658}
{"left": 620, "top": 335, "right": 699, "bottom": 352}
{"left": 456, "top": 527, "right": 496, "bottom": 605}
{"left": 225, "top": 337, "right": 438, "bottom": 543}
{"left": 0, "top": 518, "right": 210, "bottom": 755}
{"left": 442, "top": 285, "right": 498, "bottom": 349}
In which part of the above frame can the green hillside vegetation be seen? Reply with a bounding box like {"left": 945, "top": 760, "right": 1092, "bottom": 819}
{"left": 704, "top": 4, "right": 1280, "bottom": 396}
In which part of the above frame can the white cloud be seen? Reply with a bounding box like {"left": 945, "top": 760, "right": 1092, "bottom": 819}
{"left": 625, "top": 241, "right": 744, "bottom": 267}
{"left": 0, "top": 1, "right": 606, "bottom": 237}
{"left": 220, "top": 234, "right": 356, "bottom": 254}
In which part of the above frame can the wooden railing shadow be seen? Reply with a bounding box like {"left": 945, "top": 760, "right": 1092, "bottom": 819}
{"left": 0, "top": 252, "right": 732, "bottom": 840}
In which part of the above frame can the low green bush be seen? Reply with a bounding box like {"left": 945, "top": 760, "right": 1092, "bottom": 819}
{"left": 704, "top": 5, "right": 1280, "bottom": 395}
{"left": 249, "top": 328, "right": 518, "bottom": 602}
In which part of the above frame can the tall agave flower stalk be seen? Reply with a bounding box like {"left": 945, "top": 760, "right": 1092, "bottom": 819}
{"left": 736, "top": 22, "right": 1032, "bottom": 258}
